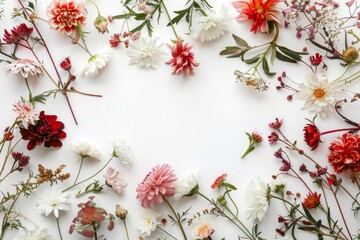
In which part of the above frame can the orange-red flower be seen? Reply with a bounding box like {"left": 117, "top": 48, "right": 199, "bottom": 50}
{"left": 303, "top": 192, "right": 321, "bottom": 209}
{"left": 232, "top": 0, "right": 282, "bottom": 33}
{"left": 211, "top": 173, "right": 227, "bottom": 189}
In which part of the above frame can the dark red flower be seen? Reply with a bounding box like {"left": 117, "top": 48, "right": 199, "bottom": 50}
{"left": 309, "top": 53, "right": 323, "bottom": 66}
{"left": 303, "top": 192, "right": 321, "bottom": 209}
{"left": 328, "top": 133, "right": 360, "bottom": 173}
{"left": 303, "top": 121, "right": 321, "bottom": 151}
{"left": 19, "top": 111, "right": 66, "bottom": 150}
{"left": 279, "top": 159, "right": 291, "bottom": 171}
{"left": 11, "top": 152, "right": 30, "bottom": 172}
{"left": 269, "top": 118, "right": 283, "bottom": 129}
{"left": 268, "top": 132, "right": 279, "bottom": 143}
{"left": 3, "top": 23, "right": 33, "bottom": 44}
{"left": 109, "top": 34, "right": 120, "bottom": 47}
{"left": 60, "top": 57, "right": 72, "bottom": 71}
{"left": 211, "top": 173, "right": 227, "bottom": 189}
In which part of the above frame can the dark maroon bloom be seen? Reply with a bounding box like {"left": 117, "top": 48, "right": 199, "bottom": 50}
{"left": 276, "top": 228, "right": 285, "bottom": 236}
{"left": 60, "top": 57, "right": 72, "bottom": 71}
{"left": 269, "top": 118, "right": 283, "bottom": 129}
{"left": 268, "top": 132, "right": 279, "bottom": 143}
{"left": 316, "top": 167, "right": 327, "bottom": 176}
{"left": 3, "top": 23, "right": 33, "bottom": 44}
{"left": 299, "top": 163, "right": 307, "bottom": 172}
{"left": 279, "top": 159, "right": 291, "bottom": 171}
{"left": 303, "top": 120, "right": 321, "bottom": 151}
{"left": 309, "top": 53, "right": 323, "bottom": 66}
{"left": 19, "top": 111, "right": 66, "bottom": 150}
{"left": 3, "top": 127, "right": 14, "bottom": 141}
{"left": 11, "top": 152, "right": 30, "bottom": 172}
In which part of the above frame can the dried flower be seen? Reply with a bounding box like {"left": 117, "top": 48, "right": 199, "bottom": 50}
{"left": 192, "top": 220, "right": 215, "bottom": 239}
{"left": 6, "top": 59, "right": 43, "bottom": 78}
{"left": 112, "top": 137, "right": 134, "bottom": 166}
{"left": 13, "top": 100, "right": 39, "bottom": 127}
{"left": 234, "top": 70, "right": 269, "bottom": 91}
{"left": 173, "top": 171, "right": 199, "bottom": 200}
{"left": 94, "top": 15, "right": 108, "bottom": 33}
{"left": 11, "top": 152, "right": 30, "bottom": 172}
{"left": 36, "top": 189, "right": 71, "bottom": 218}
{"left": 104, "top": 167, "right": 127, "bottom": 195}
{"left": 136, "top": 164, "right": 177, "bottom": 208}
{"left": 211, "top": 173, "right": 227, "bottom": 189}
{"left": 37, "top": 164, "right": 70, "bottom": 184}
{"left": 82, "top": 53, "right": 111, "bottom": 77}
{"left": 136, "top": 208, "right": 160, "bottom": 238}
{"left": 244, "top": 176, "right": 270, "bottom": 221}
{"left": 303, "top": 192, "right": 321, "bottom": 209}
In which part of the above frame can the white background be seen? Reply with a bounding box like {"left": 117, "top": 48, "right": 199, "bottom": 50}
{"left": 0, "top": 0, "right": 359, "bottom": 239}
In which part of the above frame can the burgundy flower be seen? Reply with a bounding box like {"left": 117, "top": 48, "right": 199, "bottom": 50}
{"left": 165, "top": 38, "right": 199, "bottom": 75}
{"left": 60, "top": 57, "right": 72, "bottom": 71}
{"left": 11, "top": 152, "right": 30, "bottom": 172}
{"left": 269, "top": 118, "right": 283, "bottom": 129}
{"left": 279, "top": 159, "right": 291, "bottom": 172}
{"left": 303, "top": 120, "right": 321, "bottom": 151}
{"left": 328, "top": 133, "right": 360, "bottom": 173}
{"left": 268, "top": 132, "right": 279, "bottom": 143}
{"left": 303, "top": 192, "right": 321, "bottom": 209}
{"left": 309, "top": 53, "right": 323, "bottom": 66}
{"left": 211, "top": 173, "right": 227, "bottom": 189}
{"left": 20, "top": 111, "right": 66, "bottom": 150}
{"left": 3, "top": 23, "right": 33, "bottom": 44}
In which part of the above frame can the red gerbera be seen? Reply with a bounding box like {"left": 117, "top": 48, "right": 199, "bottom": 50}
{"left": 303, "top": 192, "right": 321, "bottom": 209}
{"left": 232, "top": 0, "right": 282, "bottom": 33}
{"left": 166, "top": 38, "right": 199, "bottom": 75}
{"left": 328, "top": 133, "right": 360, "bottom": 173}
{"left": 20, "top": 111, "right": 66, "bottom": 150}
{"left": 47, "top": 0, "right": 87, "bottom": 35}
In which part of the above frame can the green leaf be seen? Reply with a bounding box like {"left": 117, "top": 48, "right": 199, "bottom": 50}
{"left": 262, "top": 58, "right": 276, "bottom": 76}
{"left": 223, "top": 182, "right": 237, "bottom": 190}
{"left": 302, "top": 204, "right": 317, "bottom": 223}
{"left": 270, "top": 45, "right": 276, "bottom": 65}
{"left": 308, "top": 39, "right": 333, "bottom": 53}
{"left": 277, "top": 46, "right": 304, "bottom": 61}
{"left": 268, "top": 21, "right": 275, "bottom": 34}
{"left": 111, "top": 13, "right": 132, "bottom": 20}
{"left": 242, "top": 53, "right": 261, "bottom": 64}
{"left": 219, "top": 46, "right": 244, "bottom": 58}
{"left": 233, "top": 34, "right": 250, "bottom": 48}
{"left": 276, "top": 50, "right": 298, "bottom": 63}
{"left": 27, "top": 1, "right": 35, "bottom": 11}
{"left": 131, "top": 21, "right": 147, "bottom": 34}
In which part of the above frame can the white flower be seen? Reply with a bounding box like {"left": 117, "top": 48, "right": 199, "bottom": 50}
{"left": 15, "top": 226, "right": 50, "bottom": 240}
{"left": 13, "top": 100, "right": 39, "bottom": 126}
{"left": 127, "top": 36, "right": 165, "bottom": 68}
{"left": 297, "top": 74, "right": 344, "bottom": 117}
{"left": 192, "top": 5, "right": 233, "bottom": 42}
{"left": 70, "top": 138, "right": 101, "bottom": 160}
{"left": 173, "top": 171, "right": 198, "bottom": 200}
{"left": 111, "top": 137, "right": 134, "bottom": 166}
{"left": 6, "top": 58, "right": 42, "bottom": 78}
{"left": 244, "top": 176, "right": 270, "bottom": 221}
{"left": 192, "top": 220, "right": 214, "bottom": 239}
{"left": 36, "top": 189, "right": 71, "bottom": 218}
{"left": 82, "top": 53, "right": 111, "bottom": 77}
{"left": 136, "top": 208, "right": 160, "bottom": 238}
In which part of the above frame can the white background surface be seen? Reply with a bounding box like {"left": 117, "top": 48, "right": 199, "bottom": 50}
{"left": 0, "top": 0, "right": 359, "bottom": 239}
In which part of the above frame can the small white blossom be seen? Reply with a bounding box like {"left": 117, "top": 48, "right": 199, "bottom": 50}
{"left": 82, "top": 53, "right": 110, "bottom": 77}
{"left": 192, "top": 5, "right": 233, "bottom": 42}
{"left": 127, "top": 36, "right": 165, "bottom": 68}
{"left": 70, "top": 138, "right": 101, "bottom": 160}
{"left": 36, "top": 189, "right": 71, "bottom": 218}
{"left": 136, "top": 208, "right": 160, "bottom": 238}
{"left": 244, "top": 176, "right": 270, "bottom": 221}
{"left": 15, "top": 226, "right": 50, "bottom": 240}
{"left": 13, "top": 100, "right": 39, "bottom": 126}
{"left": 6, "top": 59, "right": 42, "bottom": 78}
{"left": 111, "top": 137, "right": 134, "bottom": 166}
{"left": 173, "top": 171, "right": 198, "bottom": 200}
{"left": 234, "top": 70, "right": 269, "bottom": 91}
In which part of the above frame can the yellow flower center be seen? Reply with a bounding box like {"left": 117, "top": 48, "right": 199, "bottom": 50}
{"left": 197, "top": 224, "right": 208, "bottom": 235}
{"left": 257, "top": 7, "right": 264, "bottom": 14}
{"left": 314, "top": 88, "right": 325, "bottom": 99}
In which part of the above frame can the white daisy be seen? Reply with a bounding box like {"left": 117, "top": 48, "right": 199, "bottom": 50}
{"left": 13, "top": 100, "right": 39, "bottom": 127}
{"left": 15, "top": 226, "right": 50, "bottom": 240}
{"left": 192, "top": 5, "right": 233, "bottom": 42}
{"left": 70, "top": 138, "right": 101, "bottom": 160}
{"left": 173, "top": 171, "right": 198, "bottom": 200}
{"left": 36, "top": 189, "right": 71, "bottom": 218}
{"left": 127, "top": 36, "right": 165, "bottom": 68}
{"left": 192, "top": 220, "right": 214, "bottom": 239}
{"left": 136, "top": 208, "right": 160, "bottom": 238}
{"left": 111, "top": 137, "right": 134, "bottom": 166}
{"left": 244, "top": 176, "right": 270, "bottom": 221}
{"left": 82, "top": 53, "right": 111, "bottom": 77}
{"left": 297, "top": 74, "right": 344, "bottom": 117}
{"left": 6, "top": 58, "right": 42, "bottom": 78}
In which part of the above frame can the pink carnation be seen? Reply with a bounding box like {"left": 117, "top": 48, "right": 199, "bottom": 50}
{"left": 104, "top": 167, "right": 127, "bottom": 195}
{"left": 136, "top": 164, "right": 177, "bottom": 208}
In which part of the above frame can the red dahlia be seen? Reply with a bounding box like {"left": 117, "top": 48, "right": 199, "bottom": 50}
{"left": 20, "top": 111, "right": 66, "bottom": 150}
{"left": 303, "top": 121, "right": 321, "bottom": 151}
{"left": 328, "top": 133, "right": 360, "bottom": 173}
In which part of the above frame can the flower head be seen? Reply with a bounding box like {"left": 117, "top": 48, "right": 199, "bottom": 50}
{"left": 192, "top": 220, "right": 215, "bottom": 239}
{"left": 244, "top": 176, "right": 270, "bottom": 221}
{"left": 136, "top": 208, "right": 160, "bottom": 238}
{"left": 192, "top": 6, "right": 233, "bottom": 42}
{"left": 232, "top": 0, "right": 282, "bottom": 33}
{"left": 328, "top": 133, "right": 360, "bottom": 173}
{"left": 36, "top": 189, "right": 71, "bottom": 218}
{"left": 303, "top": 120, "right": 321, "bottom": 151}
{"left": 297, "top": 75, "right": 344, "bottom": 117}
{"left": 82, "top": 53, "right": 111, "bottom": 77}
{"left": 127, "top": 36, "right": 165, "bottom": 69}
{"left": 15, "top": 226, "right": 50, "bottom": 240}
{"left": 20, "top": 111, "right": 66, "bottom": 150}
{"left": 309, "top": 53, "right": 323, "bottom": 66}
{"left": 6, "top": 59, "right": 42, "bottom": 78}
{"left": 3, "top": 23, "right": 33, "bottom": 44}
{"left": 60, "top": 57, "right": 72, "bottom": 71}
{"left": 211, "top": 173, "right": 227, "bottom": 189}
{"left": 94, "top": 15, "right": 108, "bottom": 33}
{"left": 166, "top": 38, "right": 199, "bottom": 75}
{"left": 234, "top": 70, "right": 269, "bottom": 91}
{"left": 173, "top": 171, "right": 199, "bottom": 200}
{"left": 104, "top": 167, "right": 127, "bottom": 195}
{"left": 13, "top": 100, "right": 39, "bottom": 127}
{"left": 115, "top": 204, "right": 128, "bottom": 220}
{"left": 303, "top": 192, "right": 321, "bottom": 209}
{"left": 47, "top": 0, "right": 87, "bottom": 35}
{"left": 269, "top": 118, "right": 283, "bottom": 129}
{"left": 70, "top": 138, "right": 101, "bottom": 159}
{"left": 111, "top": 137, "right": 134, "bottom": 166}
{"left": 11, "top": 152, "right": 30, "bottom": 172}
{"left": 136, "top": 164, "right": 177, "bottom": 208}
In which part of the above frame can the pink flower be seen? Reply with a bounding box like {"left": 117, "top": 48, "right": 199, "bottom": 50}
{"left": 165, "top": 38, "right": 199, "bottom": 75}
{"left": 47, "top": 0, "right": 87, "bottom": 35}
{"left": 136, "top": 164, "right": 177, "bottom": 208}
{"left": 211, "top": 173, "right": 227, "bottom": 189}
{"left": 104, "top": 167, "right": 127, "bottom": 195}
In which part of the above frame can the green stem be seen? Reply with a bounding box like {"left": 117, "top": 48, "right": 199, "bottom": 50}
{"left": 24, "top": 78, "right": 33, "bottom": 103}
{"left": 73, "top": 157, "right": 84, "bottom": 186}
{"left": 162, "top": 197, "right": 187, "bottom": 240}
{"left": 224, "top": 186, "right": 239, "bottom": 217}
{"left": 122, "top": 219, "right": 130, "bottom": 240}
{"left": 157, "top": 226, "right": 178, "bottom": 240}
{"left": 56, "top": 217, "right": 63, "bottom": 240}
{"left": 160, "top": 0, "right": 179, "bottom": 39}
{"left": 0, "top": 120, "right": 17, "bottom": 154}
{"left": 334, "top": 64, "right": 352, "bottom": 82}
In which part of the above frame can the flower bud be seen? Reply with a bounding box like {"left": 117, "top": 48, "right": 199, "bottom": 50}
{"left": 60, "top": 57, "right": 72, "bottom": 71}
{"left": 115, "top": 204, "right": 128, "bottom": 220}
{"left": 217, "top": 195, "right": 227, "bottom": 206}
{"left": 343, "top": 47, "right": 359, "bottom": 63}
{"left": 94, "top": 16, "right": 108, "bottom": 34}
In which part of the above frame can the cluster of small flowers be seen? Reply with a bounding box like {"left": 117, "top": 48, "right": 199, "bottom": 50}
{"left": 234, "top": 70, "right": 269, "bottom": 91}
{"left": 135, "top": 0, "right": 152, "bottom": 20}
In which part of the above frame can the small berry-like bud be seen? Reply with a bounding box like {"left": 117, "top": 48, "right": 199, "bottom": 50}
{"left": 343, "top": 47, "right": 359, "bottom": 63}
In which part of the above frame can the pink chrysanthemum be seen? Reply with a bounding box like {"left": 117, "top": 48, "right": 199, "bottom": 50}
{"left": 136, "top": 164, "right": 177, "bottom": 208}
{"left": 13, "top": 100, "right": 39, "bottom": 126}
{"left": 165, "top": 38, "right": 199, "bottom": 75}
{"left": 47, "top": 0, "right": 87, "bottom": 35}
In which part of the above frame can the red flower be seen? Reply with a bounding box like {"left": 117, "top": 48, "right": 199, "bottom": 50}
{"left": 165, "top": 38, "right": 199, "bottom": 75}
{"left": 303, "top": 121, "right": 321, "bottom": 151}
{"left": 303, "top": 192, "right": 321, "bottom": 209}
{"left": 11, "top": 152, "right": 30, "bottom": 172}
{"left": 328, "top": 133, "right": 360, "bottom": 173}
{"left": 109, "top": 34, "right": 120, "bottom": 47}
{"left": 60, "top": 57, "right": 72, "bottom": 71}
{"left": 269, "top": 118, "right": 283, "bottom": 129}
{"left": 19, "top": 111, "right": 66, "bottom": 150}
{"left": 309, "top": 53, "right": 323, "bottom": 66}
{"left": 3, "top": 23, "right": 33, "bottom": 44}
{"left": 268, "top": 132, "right": 279, "bottom": 143}
{"left": 211, "top": 173, "right": 227, "bottom": 189}
{"left": 232, "top": 0, "right": 282, "bottom": 33}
